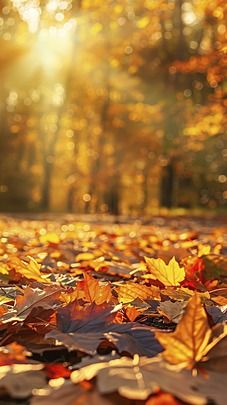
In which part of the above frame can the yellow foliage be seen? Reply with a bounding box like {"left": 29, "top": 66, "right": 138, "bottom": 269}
{"left": 144, "top": 256, "right": 185, "bottom": 286}
{"left": 13, "top": 257, "right": 51, "bottom": 284}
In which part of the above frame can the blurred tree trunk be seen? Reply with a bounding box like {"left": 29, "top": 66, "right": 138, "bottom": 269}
{"left": 141, "top": 160, "right": 151, "bottom": 215}
{"left": 160, "top": 160, "right": 175, "bottom": 208}
{"left": 40, "top": 159, "right": 52, "bottom": 210}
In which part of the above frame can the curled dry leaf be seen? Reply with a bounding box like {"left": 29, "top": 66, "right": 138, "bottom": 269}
{"left": 158, "top": 301, "right": 187, "bottom": 323}
{"left": 145, "top": 257, "right": 185, "bottom": 287}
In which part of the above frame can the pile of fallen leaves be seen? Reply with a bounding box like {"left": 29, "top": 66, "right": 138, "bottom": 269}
{"left": 0, "top": 215, "right": 226, "bottom": 405}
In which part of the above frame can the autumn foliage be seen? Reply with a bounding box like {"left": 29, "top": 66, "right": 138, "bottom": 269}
{"left": 0, "top": 216, "right": 226, "bottom": 404}
{"left": 0, "top": 0, "right": 226, "bottom": 213}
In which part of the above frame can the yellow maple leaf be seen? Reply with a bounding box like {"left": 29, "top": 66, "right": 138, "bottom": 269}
{"left": 13, "top": 257, "right": 51, "bottom": 284}
{"left": 144, "top": 256, "right": 185, "bottom": 286}
{"left": 156, "top": 294, "right": 212, "bottom": 368}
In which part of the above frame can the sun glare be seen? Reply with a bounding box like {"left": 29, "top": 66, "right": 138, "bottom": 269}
{"left": 11, "top": 0, "right": 41, "bottom": 32}
{"left": 32, "top": 19, "right": 77, "bottom": 72}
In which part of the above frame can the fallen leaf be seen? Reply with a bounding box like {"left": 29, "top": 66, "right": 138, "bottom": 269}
{"left": 156, "top": 294, "right": 212, "bottom": 368}
{"left": 11, "top": 256, "right": 51, "bottom": 284}
{"left": 158, "top": 301, "right": 187, "bottom": 323}
{"left": 77, "top": 273, "right": 113, "bottom": 305}
{"left": 71, "top": 355, "right": 227, "bottom": 404}
{"left": 145, "top": 257, "right": 185, "bottom": 286}
{"left": 1, "top": 286, "right": 61, "bottom": 321}
{"left": 116, "top": 283, "right": 160, "bottom": 304}
{"left": 0, "top": 295, "right": 13, "bottom": 305}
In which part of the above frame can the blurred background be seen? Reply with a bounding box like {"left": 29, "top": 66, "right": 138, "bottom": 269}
{"left": 0, "top": 0, "right": 226, "bottom": 215}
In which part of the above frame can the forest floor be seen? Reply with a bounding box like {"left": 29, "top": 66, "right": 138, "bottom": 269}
{"left": 0, "top": 214, "right": 226, "bottom": 405}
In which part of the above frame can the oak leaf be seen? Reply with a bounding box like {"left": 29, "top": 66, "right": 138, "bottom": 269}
{"left": 145, "top": 257, "right": 185, "bottom": 286}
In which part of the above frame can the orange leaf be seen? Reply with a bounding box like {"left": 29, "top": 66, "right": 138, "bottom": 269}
{"left": 78, "top": 273, "right": 112, "bottom": 305}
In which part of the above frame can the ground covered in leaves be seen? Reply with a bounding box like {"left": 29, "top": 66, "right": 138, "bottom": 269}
{"left": 0, "top": 214, "right": 226, "bottom": 405}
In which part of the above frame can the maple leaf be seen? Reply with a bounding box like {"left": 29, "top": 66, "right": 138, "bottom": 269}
{"left": 11, "top": 257, "right": 51, "bottom": 284}
{"left": 116, "top": 282, "right": 160, "bottom": 304}
{"left": 55, "top": 302, "right": 117, "bottom": 333}
{"left": 46, "top": 302, "right": 161, "bottom": 356}
{"left": 77, "top": 273, "right": 113, "bottom": 305}
{"left": 145, "top": 257, "right": 185, "bottom": 287}
{"left": 1, "top": 286, "right": 61, "bottom": 322}
{"left": 125, "top": 306, "right": 140, "bottom": 322}
{"left": 181, "top": 256, "right": 205, "bottom": 288}
{"left": 44, "top": 363, "right": 71, "bottom": 379}
{"left": 156, "top": 294, "right": 212, "bottom": 368}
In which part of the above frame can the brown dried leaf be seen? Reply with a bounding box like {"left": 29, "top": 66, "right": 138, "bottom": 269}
{"left": 71, "top": 356, "right": 227, "bottom": 404}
